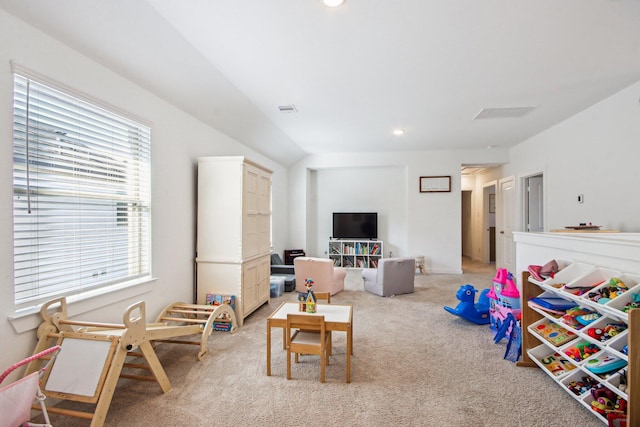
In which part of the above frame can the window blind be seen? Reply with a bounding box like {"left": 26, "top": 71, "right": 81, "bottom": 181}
{"left": 12, "top": 73, "right": 151, "bottom": 307}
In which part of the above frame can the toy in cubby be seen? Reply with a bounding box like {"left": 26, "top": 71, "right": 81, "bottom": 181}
{"left": 621, "top": 292, "right": 640, "bottom": 313}
{"left": 585, "top": 277, "right": 628, "bottom": 304}
{"left": 567, "top": 375, "right": 600, "bottom": 396}
{"left": 586, "top": 322, "right": 627, "bottom": 343}
{"left": 585, "top": 354, "right": 627, "bottom": 375}
{"left": 563, "top": 341, "right": 600, "bottom": 363}
{"left": 562, "top": 306, "right": 600, "bottom": 330}
{"left": 589, "top": 383, "right": 627, "bottom": 417}
{"left": 538, "top": 351, "right": 577, "bottom": 377}
{"left": 443, "top": 284, "right": 491, "bottom": 325}
{"left": 488, "top": 268, "right": 521, "bottom": 335}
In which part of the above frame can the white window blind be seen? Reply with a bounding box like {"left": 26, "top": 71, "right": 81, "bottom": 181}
{"left": 12, "top": 73, "right": 151, "bottom": 307}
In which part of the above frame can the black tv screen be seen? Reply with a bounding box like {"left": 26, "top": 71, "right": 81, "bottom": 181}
{"left": 332, "top": 212, "right": 378, "bottom": 239}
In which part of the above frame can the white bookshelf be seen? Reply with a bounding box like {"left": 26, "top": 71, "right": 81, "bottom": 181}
{"left": 328, "top": 239, "right": 383, "bottom": 268}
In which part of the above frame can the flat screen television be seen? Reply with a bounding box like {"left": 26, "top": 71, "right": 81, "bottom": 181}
{"left": 332, "top": 212, "right": 378, "bottom": 239}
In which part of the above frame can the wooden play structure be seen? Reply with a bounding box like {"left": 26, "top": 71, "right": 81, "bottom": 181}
{"left": 152, "top": 301, "right": 238, "bottom": 359}
{"left": 25, "top": 297, "right": 237, "bottom": 426}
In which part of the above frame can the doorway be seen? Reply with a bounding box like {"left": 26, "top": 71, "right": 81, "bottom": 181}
{"left": 483, "top": 183, "right": 496, "bottom": 263}
{"left": 461, "top": 190, "right": 472, "bottom": 259}
{"left": 497, "top": 176, "right": 515, "bottom": 272}
{"left": 525, "top": 174, "right": 544, "bottom": 232}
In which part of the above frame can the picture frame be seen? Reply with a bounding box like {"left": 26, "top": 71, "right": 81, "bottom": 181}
{"left": 489, "top": 194, "right": 496, "bottom": 213}
{"left": 419, "top": 176, "right": 451, "bottom": 193}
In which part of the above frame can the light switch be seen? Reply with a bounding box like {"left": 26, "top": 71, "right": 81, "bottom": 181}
{"left": 578, "top": 194, "right": 584, "bottom": 203}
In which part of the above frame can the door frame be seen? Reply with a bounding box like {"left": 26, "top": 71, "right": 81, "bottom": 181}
{"left": 521, "top": 170, "right": 547, "bottom": 233}
{"left": 482, "top": 181, "right": 497, "bottom": 264}
{"left": 497, "top": 175, "right": 516, "bottom": 272}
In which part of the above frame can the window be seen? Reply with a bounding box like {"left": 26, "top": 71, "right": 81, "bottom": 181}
{"left": 12, "top": 73, "right": 151, "bottom": 307}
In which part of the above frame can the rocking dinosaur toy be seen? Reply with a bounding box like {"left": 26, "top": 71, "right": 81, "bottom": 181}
{"left": 444, "top": 284, "right": 491, "bottom": 325}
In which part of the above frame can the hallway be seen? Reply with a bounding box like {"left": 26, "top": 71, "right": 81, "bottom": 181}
{"left": 462, "top": 256, "right": 496, "bottom": 276}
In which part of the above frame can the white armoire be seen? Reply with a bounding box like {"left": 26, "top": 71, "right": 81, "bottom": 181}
{"left": 196, "top": 156, "right": 272, "bottom": 326}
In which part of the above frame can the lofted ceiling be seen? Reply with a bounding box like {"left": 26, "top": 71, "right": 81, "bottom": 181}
{"left": 1, "top": 0, "right": 640, "bottom": 166}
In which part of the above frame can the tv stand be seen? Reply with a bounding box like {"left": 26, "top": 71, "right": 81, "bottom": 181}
{"left": 328, "top": 239, "right": 383, "bottom": 268}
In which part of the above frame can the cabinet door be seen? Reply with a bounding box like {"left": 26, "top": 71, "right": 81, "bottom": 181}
{"left": 241, "top": 255, "right": 270, "bottom": 316}
{"left": 242, "top": 259, "right": 259, "bottom": 316}
{"left": 257, "top": 170, "right": 271, "bottom": 254}
{"left": 257, "top": 255, "right": 271, "bottom": 302}
{"left": 243, "top": 164, "right": 271, "bottom": 258}
{"left": 243, "top": 165, "right": 260, "bottom": 258}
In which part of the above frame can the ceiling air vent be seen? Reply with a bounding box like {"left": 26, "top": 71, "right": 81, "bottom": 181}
{"left": 473, "top": 106, "right": 538, "bottom": 120}
{"left": 277, "top": 104, "right": 298, "bottom": 113}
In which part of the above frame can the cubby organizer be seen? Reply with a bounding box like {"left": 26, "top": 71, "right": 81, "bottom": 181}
{"left": 520, "top": 263, "right": 640, "bottom": 424}
{"left": 328, "top": 239, "right": 383, "bottom": 268}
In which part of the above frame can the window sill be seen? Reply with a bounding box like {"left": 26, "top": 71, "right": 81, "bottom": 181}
{"left": 8, "top": 276, "right": 157, "bottom": 334}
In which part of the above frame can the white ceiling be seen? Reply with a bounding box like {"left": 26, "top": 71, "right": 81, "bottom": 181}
{"left": 2, "top": 0, "right": 640, "bottom": 166}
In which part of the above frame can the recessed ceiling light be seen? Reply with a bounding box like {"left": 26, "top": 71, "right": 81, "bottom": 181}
{"left": 323, "top": 0, "right": 346, "bottom": 7}
{"left": 392, "top": 128, "right": 406, "bottom": 136}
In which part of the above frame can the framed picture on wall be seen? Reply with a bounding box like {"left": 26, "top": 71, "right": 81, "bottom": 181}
{"left": 419, "top": 176, "right": 451, "bottom": 193}
{"left": 489, "top": 194, "right": 496, "bottom": 213}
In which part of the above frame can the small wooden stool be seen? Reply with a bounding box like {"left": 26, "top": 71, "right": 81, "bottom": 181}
{"left": 414, "top": 256, "right": 426, "bottom": 275}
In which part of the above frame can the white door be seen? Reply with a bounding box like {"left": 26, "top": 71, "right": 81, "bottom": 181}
{"left": 526, "top": 175, "right": 544, "bottom": 232}
{"left": 497, "top": 176, "right": 515, "bottom": 272}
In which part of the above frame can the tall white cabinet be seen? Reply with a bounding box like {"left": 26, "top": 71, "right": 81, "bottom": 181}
{"left": 196, "top": 156, "right": 272, "bottom": 326}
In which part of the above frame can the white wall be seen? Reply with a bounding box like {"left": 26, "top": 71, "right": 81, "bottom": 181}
{"left": 505, "top": 80, "right": 640, "bottom": 232}
{"left": 314, "top": 166, "right": 407, "bottom": 258}
{"left": 459, "top": 76, "right": 640, "bottom": 265}
{"left": 287, "top": 149, "right": 510, "bottom": 274}
{"left": 0, "top": 11, "right": 288, "bottom": 371}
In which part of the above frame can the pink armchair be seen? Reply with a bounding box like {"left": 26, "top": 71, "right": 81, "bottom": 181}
{"left": 294, "top": 257, "right": 346, "bottom": 295}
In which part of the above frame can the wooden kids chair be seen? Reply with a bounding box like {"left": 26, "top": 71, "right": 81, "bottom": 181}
{"left": 313, "top": 292, "right": 331, "bottom": 303}
{"left": 300, "top": 291, "right": 332, "bottom": 354}
{"left": 286, "top": 314, "right": 331, "bottom": 383}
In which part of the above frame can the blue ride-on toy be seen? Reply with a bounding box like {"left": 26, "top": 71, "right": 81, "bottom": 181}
{"left": 444, "top": 284, "right": 491, "bottom": 325}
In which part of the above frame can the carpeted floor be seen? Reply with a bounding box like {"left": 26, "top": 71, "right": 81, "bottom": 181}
{"left": 42, "top": 258, "right": 602, "bottom": 426}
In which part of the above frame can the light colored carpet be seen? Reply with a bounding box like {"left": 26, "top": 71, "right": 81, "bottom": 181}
{"left": 43, "top": 259, "right": 600, "bottom": 426}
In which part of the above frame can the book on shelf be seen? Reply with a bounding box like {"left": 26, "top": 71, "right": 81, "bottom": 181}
{"left": 528, "top": 300, "right": 566, "bottom": 316}
{"left": 530, "top": 294, "right": 577, "bottom": 311}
